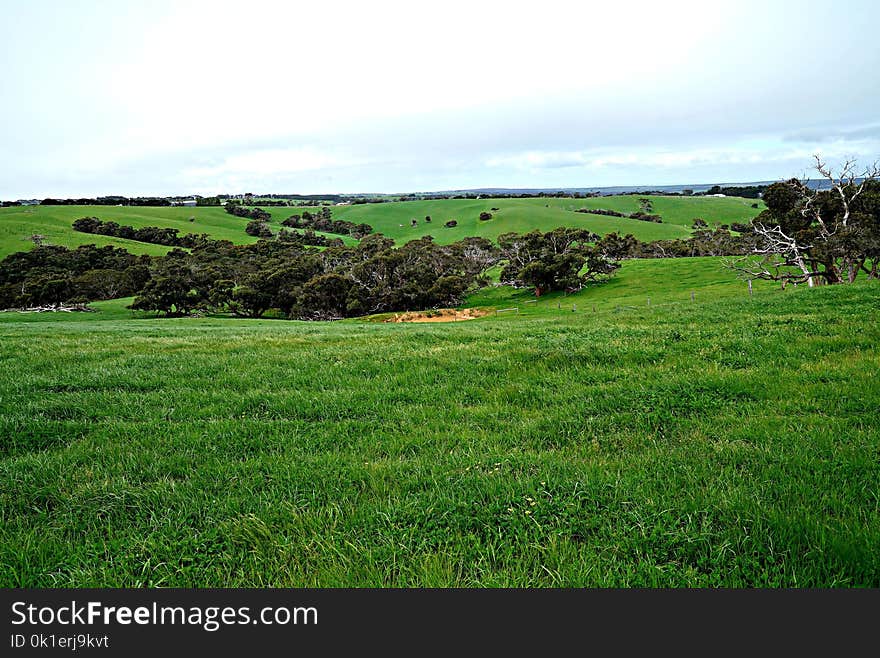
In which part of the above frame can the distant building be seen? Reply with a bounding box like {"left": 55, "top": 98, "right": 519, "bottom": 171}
{"left": 170, "top": 198, "right": 197, "bottom": 207}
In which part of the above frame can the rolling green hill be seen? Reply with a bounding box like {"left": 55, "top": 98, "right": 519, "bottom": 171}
{"left": 463, "top": 256, "right": 772, "bottom": 314}
{"left": 0, "top": 204, "right": 356, "bottom": 259}
{"left": 0, "top": 205, "right": 256, "bottom": 259}
{"left": 0, "top": 206, "right": 177, "bottom": 258}
{"left": 330, "top": 197, "right": 686, "bottom": 244}
{"left": 567, "top": 194, "right": 763, "bottom": 227}
{"left": 0, "top": 256, "right": 778, "bottom": 325}
{"left": 0, "top": 195, "right": 764, "bottom": 258}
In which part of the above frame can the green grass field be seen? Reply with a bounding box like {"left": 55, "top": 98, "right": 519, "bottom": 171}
{"left": 330, "top": 197, "right": 715, "bottom": 244}
{"left": 0, "top": 195, "right": 763, "bottom": 258}
{"left": 0, "top": 205, "right": 358, "bottom": 258}
{"left": 569, "top": 194, "right": 762, "bottom": 227}
{"left": 1, "top": 255, "right": 877, "bottom": 587}
{"left": 465, "top": 256, "right": 767, "bottom": 313}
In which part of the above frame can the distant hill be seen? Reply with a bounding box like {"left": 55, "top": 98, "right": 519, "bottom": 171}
{"left": 9, "top": 179, "right": 846, "bottom": 206}
{"left": 390, "top": 179, "right": 841, "bottom": 198}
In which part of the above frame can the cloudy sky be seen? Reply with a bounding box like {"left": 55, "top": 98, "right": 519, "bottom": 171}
{"left": 2, "top": 0, "right": 878, "bottom": 198}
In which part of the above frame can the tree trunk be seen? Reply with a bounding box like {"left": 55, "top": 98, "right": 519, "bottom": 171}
{"left": 793, "top": 254, "right": 815, "bottom": 287}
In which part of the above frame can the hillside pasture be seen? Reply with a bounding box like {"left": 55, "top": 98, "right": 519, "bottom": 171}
{"left": 330, "top": 197, "right": 692, "bottom": 244}
{"left": 0, "top": 196, "right": 764, "bottom": 258}
{"left": 0, "top": 205, "right": 359, "bottom": 258}
{"left": 0, "top": 275, "right": 877, "bottom": 586}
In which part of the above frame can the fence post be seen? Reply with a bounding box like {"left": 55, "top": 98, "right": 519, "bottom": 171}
{"left": 691, "top": 291, "right": 695, "bottom": 302}
{"left": 748, "top": 279, "right": 753, "bottom": 297}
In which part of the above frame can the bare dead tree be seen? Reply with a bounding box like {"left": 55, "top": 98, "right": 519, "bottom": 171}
{"left": 809, "top": 155, "right": 880, "bottom": 229}
{"left": 726, "top": 155, "right": 880, "bottom": 288}
{"left": 802, "top": 155, "right": 880, "bottom": 283}
{"left": 726, "top": 220, "right": 818, "bottom": 288}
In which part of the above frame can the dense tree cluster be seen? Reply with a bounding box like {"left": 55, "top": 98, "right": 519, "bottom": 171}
{"left": 701, "top": 185, "right": 766, "bottom": 199}
{"left": 260, "top": 193, "right": 346, "bottom": 202}
{"left": 498, "top": 228, "right": 620, "bottom": 296}
{"left": 575, "top": 208, "right": 662, "bottom": 222}
{"left": 277, "top": 229, "right": 344, "bottom": 248}
{"left": 0, "top": 245, "right": 150, "bottom": 308}
{"left": 40, "top": 197, "right": 173, "bottom": 206}
{"left": 5, "top": 224, "right": 752, "bottom": 312}
{"left": 72, "top": 217, "right": 212, "bottom": 248}
{"left": 129, "top": 234, "right": 500, "bottom": 319}
{"left": 281, "top": 208, "right": 373, "bottom": 238}
{"left": 576, "top": 208, "right": 626, "bottom": 217}
{"left": 224, "top": 202, "right": 271, "bottom": 221}
{"left": 630, "top": 212, "right": 663, "bottom": 223}
{"left": 244, "top": 220, "right": 274, "bottom": 238}
{"left": 238, "top": 199, "right": 288, "bottom": 206}
{"left": 594, "top": 227, "right": 752, "bottom": 260}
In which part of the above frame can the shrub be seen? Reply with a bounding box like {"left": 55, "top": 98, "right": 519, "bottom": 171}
{"left": 245, "top": 220, "right": 273, "bottom": 238}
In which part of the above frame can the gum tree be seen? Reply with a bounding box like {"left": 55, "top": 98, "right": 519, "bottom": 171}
{"left": 728, "top": 156, "right": 880, "bottom": 287}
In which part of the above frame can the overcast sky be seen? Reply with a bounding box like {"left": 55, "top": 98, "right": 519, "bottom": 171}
{"left": 2, "top": 0, "right": 879, "bottom": 198}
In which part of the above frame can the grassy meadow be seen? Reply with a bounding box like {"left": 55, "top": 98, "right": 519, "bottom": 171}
{"left": 333, "top": 197, "right": 708, "bottom": 244}
{"left": 0, "top": 204, "right": 355, "bottom": 259}
{"left": 0, "top": 194, "right": 762, "bottom": 258}
{"left": 3, "top": 195, "right": 877, "bottom": 588}
{"left": 1, "top": 254, "right": 878, "bottom": 587}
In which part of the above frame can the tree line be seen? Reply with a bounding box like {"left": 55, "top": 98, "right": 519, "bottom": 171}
{"left": 224, "top": 202, "right": 272, "bottom": 221}
{"left": 72, "top": 217, "right": 213, "bottom": 249}
{"left": 0, "top": 228, "right": 626, "bottom": 316}
{"left": 39, "top": 196, "right": 173, "bottom": 206}
{"left": 0, "top": 244, "right": 150, "bottom": 308}
{"left": 702, "top": 185, "right": 766, "bottom": 199}
{"left": 575, "top": 208, "right": 663, "bottom": 223}
{"left": 128, "top": 235, "right": 496, "bottom": 319}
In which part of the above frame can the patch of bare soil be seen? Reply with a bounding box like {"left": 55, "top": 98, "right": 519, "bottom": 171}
{"left": 384, "top": 308, "right": 489, "bottom": 323}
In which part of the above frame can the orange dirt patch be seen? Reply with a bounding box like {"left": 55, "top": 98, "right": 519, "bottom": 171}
{"left": 384, "top": 308, "right": 489, "bottom": 323}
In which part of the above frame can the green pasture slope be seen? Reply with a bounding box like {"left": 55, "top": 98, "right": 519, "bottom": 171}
{"left": 0, "top": 205, "right": 253, "bottom": 259}
{"left": 0, "top": 205, "right": 357, "bottom": 259}
{"left": 330, "top": 195, "right": 763, "bottom": 244}
{"left": 0, "top": 195, "right": 762, "bottom": 257}
{"left": 1, "top": 255, "right": 877, "bottom": 587}
{"left": 0, "top": 205, "right": 175, "bottom": 259}
{"left": 571, "top": 194, "right": 763, "bottom": 227}
{"left": 465, "top": 256, "right": 770, "bottom": 313}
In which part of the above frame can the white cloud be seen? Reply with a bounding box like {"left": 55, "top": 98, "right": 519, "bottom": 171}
{"left": 2, "top": 0, "right": 879, "bottom": 196}
{"left": 183, "top": 148, "right": 365, "bottom": 178}
{"left": 175, "top": 147, "right": 370, "bottom": 195}
{"left": 485, "top": 140, "right": 880, "bottom": 174}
